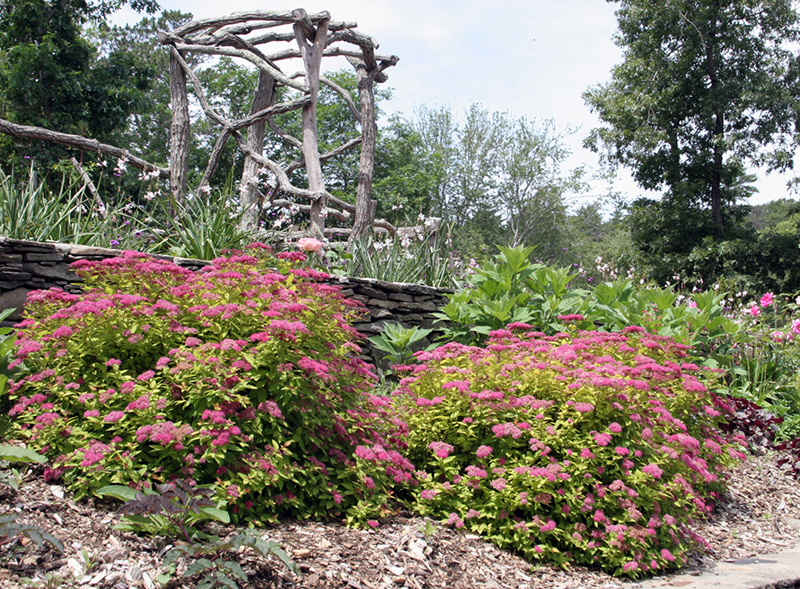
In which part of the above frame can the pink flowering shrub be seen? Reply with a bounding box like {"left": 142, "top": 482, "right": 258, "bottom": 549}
{"left": 393, "top": 325, "right": 743, "bottom": 577}
{"left": 6, "top": 248, "right": 412, "bottom": 524}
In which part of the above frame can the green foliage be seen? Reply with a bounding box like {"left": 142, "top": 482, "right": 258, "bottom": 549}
{"left": 330, "top": 232, "right": 462, "bottom": 288}
{"left": 155, "top": 190, "right": 258, "bottom": 260}
{"left": 0, "top": 444, "right": 62, "bottom": 552}
{"left": 585, "top": 0, "right": 800, "bottom": 244}
{"left": 99, "top": 480, "right": 296, "bottom": 589}
{"left": 0, "top": 444, "right": 46, "bottom": 491}
{"left": 6, "top": 249, "right": 413, "bottom": 524}
{"left": 0, "top": 0, "right": 159, "bottom": 168}
{"left": 0, "top": 514, "right": 65, "bottom": 553}
{"left": 97, "top": 480, "right": 229, "bottom": 542}
{"left": 394, "top": 328, "right": 740, "bottom": 577}
{"left": 0, "top": 166, "right": 111, "bottom": 244}
{"left": 160, "top": 529, "right": 297, "bottom": 589}
{"left": 369, "top": 323, "right": 434, "bottom": 367}
{"left": 433, "top": 246, "right": 588, "bottom": 344}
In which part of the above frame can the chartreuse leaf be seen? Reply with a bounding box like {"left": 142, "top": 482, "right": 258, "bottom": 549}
{"left": 95, "top": 484, "right": 139, "bottom": 502}
{"left": 0, "top": 445, "right": 47, "bottom": 464}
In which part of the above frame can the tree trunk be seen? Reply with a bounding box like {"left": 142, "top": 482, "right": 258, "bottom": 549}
{"left": 348, "top": 57, "right": 377, "bottom": 242}
{"left": 169, "top": 47, "right": 191, "bottom": 204}
{"left": 240, "top": 70, "right": 276, "bottom": 230}
{"left": 293, "top": 9, "right": 330, "bottom": 238}
{"left": 705, "top": 0, "right": 724, "bottom": 239}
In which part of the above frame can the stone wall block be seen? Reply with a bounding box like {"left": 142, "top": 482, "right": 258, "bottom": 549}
{"left": 355, "top": 286, "right": 388, "bottom": 300}
{"left": 24, "top": 253, "right": 65, "bottom": 262}
{"left": 0, "top": 287, "right": 32, "bottom": 320}
{"left": 368, "top": 299, "right": 396, "bottom": 310}
{"left": 369, "top": 308, "right": 396, "bottom": 320}
{"left": 1, "top": 238, "right": 56, "bottom": 253}
{"left": 388, "top": 292, "right": 413, "bottom": 303}
{"left": 22, "top": 263, "right": 75, "bottom": 281}
{"left": 0, "top": 281, "right": 26, "bottom": 290}
{"left": 396, "top": 300, "right": 438, "bottom": 312}
{"left": 0, "top": 254, "right": 23, "bottom": 263}
{"left": 0, "top": 271, "right": 32, "bottom": 282}
{"left": 67, "top": 245, "right": 122, "bottom": 258}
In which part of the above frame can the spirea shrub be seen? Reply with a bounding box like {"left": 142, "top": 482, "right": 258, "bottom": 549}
{"left": 393, "top": 324, "right": 745, "bottom": 577}
{"left": 7, "top": 248, "right": 413, "bottom": 524}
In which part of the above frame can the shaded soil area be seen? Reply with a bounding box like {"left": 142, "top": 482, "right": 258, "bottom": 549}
{"left": 1, "top": 449, "right": 800, "bottom": 589}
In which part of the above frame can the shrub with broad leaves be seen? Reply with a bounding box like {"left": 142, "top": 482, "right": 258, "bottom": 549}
{"left": 6, "top": 247, "right": 413, "bottom": 524}
{"left": 392, "top": 324, "right": 744, "bottom": 577}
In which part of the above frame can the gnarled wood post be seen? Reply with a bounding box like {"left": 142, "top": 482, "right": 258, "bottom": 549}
{"left": 168, "top": 47, "right": 190, "bottom": 203}
{"left": 293, "top": 8, "right": 330, "bottom": 238}
{"left": 241, "top": 70, "right": 276, "bottom": 230}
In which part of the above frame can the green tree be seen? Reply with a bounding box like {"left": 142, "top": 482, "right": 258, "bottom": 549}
{"left": 584, "top": 0, "right": 800, "bottom": 246}
{"left": 409, "top": 104, "right": 585, "bottom": 259}
{"left": 94, "top": 10, "right": 194, "bottom": 167}
{"left": 0, "top": 0, "right": 160, "bottom": 168}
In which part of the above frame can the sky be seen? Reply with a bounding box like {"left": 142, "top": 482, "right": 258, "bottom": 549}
{"left": 112, "top": 0, "right": 798, "bottom": 208}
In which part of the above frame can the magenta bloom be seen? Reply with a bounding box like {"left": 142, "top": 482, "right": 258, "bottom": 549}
{"left": 104, "top": 410, "right": 125, "bottom": 423}
{"left": 574, "top": 402, "right": 594, "bottom": 413}
{"left": 137, "top": 370, "right": 155, "bottom": 382}
{"left": 52, "top": 326, "right": 74, "bottom": 338}
{"left": 608, "top": 422, "right": 622, "bottom": 433}
{"left": 643, "top": 463, "right": 664, "bottom": 479}
{"left": 428, "top": 441, "right": 454, "bottom": 459}
{"left": 490, "top": 478, "right": 507, "bottom": 491}
{"left": 476, "top": 445, "right": 493, "bottom": 458}
{"left": 539, "top": 519, "right": 557, "bottom": 532}
{"left": 749, "top": 305, "right": 761, "bottom": 318}
{"left": 760, "top": 292, "right": 774, "bottom": 307}
{"left": 594, "top": 433, "right": 612, "bottom": 447}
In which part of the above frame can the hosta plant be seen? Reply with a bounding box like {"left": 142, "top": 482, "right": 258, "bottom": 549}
{"left": 393, "top": 325, "right": 744, "bottom": 578}
{"left": 6, "top": 247, "right": 413, "bottom": 524}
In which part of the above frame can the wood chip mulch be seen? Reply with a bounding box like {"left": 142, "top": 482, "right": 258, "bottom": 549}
{"left": 1, "top": 448, "right": 800, "bottom": 589}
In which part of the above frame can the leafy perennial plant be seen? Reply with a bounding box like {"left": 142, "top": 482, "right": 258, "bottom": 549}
{"left": 6, "top": 247, "right": 413, "bottom": 525}
{"left": 393, "top": 324, "right": 744, "bottom": 577}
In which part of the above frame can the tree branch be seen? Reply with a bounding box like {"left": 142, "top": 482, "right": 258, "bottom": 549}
{"left": 0, "top": 118, "right": 168, "bottom": 178}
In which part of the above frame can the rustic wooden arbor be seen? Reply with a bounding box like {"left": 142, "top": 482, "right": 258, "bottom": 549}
{"left": 159, "top": 8, "right": 399, "bottom": 239}
{"left": 0, "top": 8, "right": 399, "bottom": 240}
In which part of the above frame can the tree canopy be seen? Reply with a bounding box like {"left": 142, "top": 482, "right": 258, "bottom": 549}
{"left": 584, "top": 0, "right": 800, "bottom": 247}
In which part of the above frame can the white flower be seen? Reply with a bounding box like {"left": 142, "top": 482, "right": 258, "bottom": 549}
{"left": 114, "top": 156, "right": 128, "bottom": 175}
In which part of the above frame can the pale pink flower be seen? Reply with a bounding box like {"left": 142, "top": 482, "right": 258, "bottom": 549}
{"left": 297, "top": 237, "right": 323, "bottom": 253}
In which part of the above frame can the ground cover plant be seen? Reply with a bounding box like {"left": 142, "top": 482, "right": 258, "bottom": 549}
{"left": 4, "top": 247, "right": 413, "bottom": 525}
{"left": 392, "top": 325, "right": 744, "bottom": 577}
